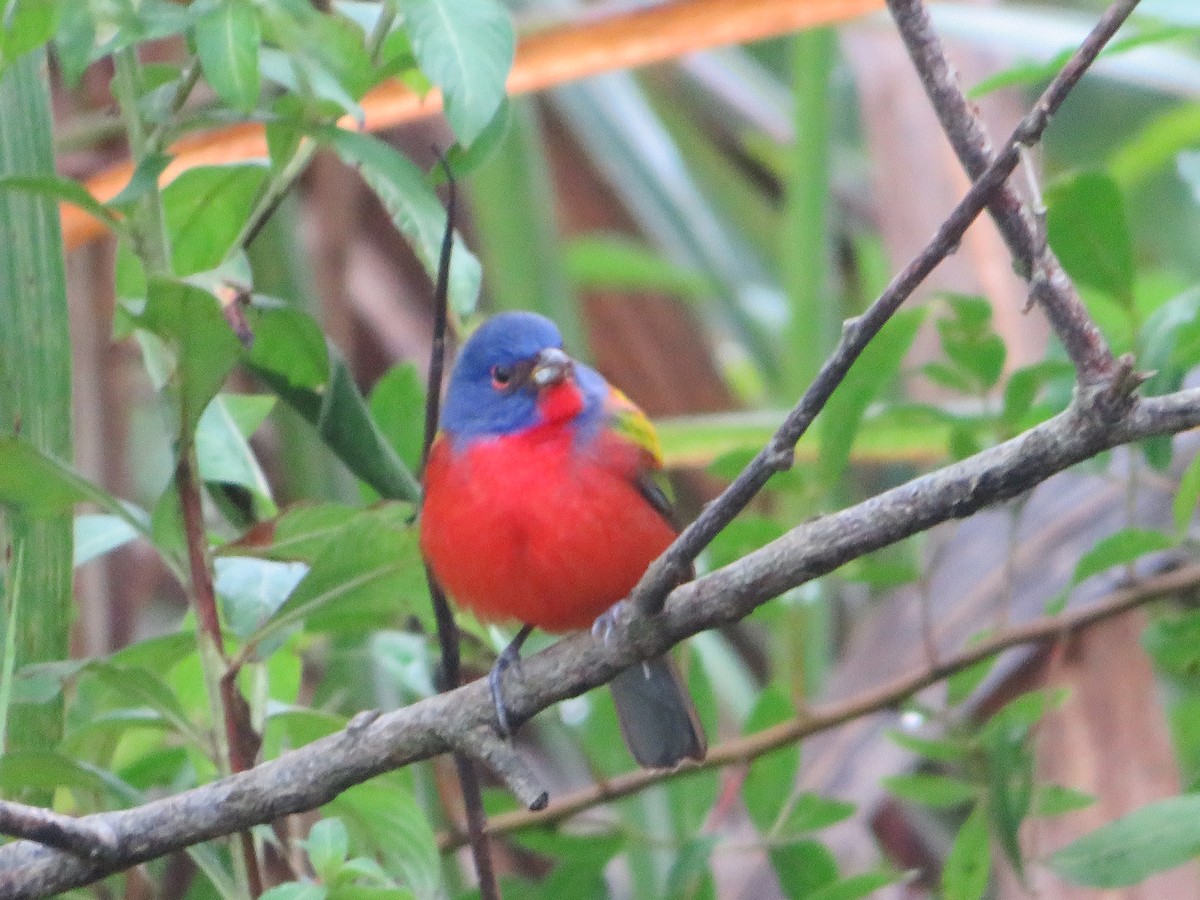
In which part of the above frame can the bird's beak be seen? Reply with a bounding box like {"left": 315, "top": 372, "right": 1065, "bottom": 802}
{"left": 530, "top": 347, "right": 572, "bottom": 388}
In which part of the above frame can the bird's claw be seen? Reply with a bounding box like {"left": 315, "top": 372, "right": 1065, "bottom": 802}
{"left": 488, "top": 631, "right": 529, "bottom": 738}
{"left": 592, "top": 601, "right": 627, "bottom": 643}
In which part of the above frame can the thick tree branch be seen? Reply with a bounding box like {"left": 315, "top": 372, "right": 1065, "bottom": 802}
{"left": 3, "top": 385, "right": 1200, "bottom": 898}
{"left": 627, "top": 0, "right": 1141, "bottom": 617}
{"left": 885, "top": 0, "right": 1118, "bottom": 383}
{"left": 445, "top": 562, "right": 1200, "bottom": 849}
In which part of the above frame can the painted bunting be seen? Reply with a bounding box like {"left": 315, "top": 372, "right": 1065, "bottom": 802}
{"left": 420, "top": 311, "right": 706, "bottom": 769}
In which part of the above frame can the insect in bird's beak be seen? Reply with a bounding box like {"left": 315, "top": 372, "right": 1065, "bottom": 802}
{"left": 531, "top": 347, "right": 572, "bottom": 388}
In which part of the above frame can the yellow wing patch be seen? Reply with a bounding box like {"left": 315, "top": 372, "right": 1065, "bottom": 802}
{"left": 605, "top": 387, "right": 664, "bottom": 468}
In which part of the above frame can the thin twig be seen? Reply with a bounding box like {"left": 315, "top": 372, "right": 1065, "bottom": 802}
{"left": 628, "top": 0, "right": 1142, "bottom": 617}
{"left": 176, "top": 452, "right": 263, "bottom": 897}
{"left": 884, "top": 0, "right": 1121, "bottom": 383}
{"left": 445, "top": 561, "right": 1200, "bottom": 848}
{"left": 418, "top": 155, "right": 503, "bottom": 900}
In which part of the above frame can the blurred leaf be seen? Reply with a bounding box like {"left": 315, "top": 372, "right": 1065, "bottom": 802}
{"left": 1174, "top": 450, "right": 1200, "bottom": 532}
{"left": 194, "top": 0, "right": 260, "bottom": 113}
{"left": 1034, "top": 784, "right": 1096, "bottom": 817}
{"left": 0, "top": 0, "right": 59, "bottom": 75}
{"left": 779, "top": 793, "right": 856, "bottom": 836}
{"left": 1142, "top": 610, "right": 1200, "bottom": 679}
{"left": 888, "top": 729, "right": 968, "bottom": 763}
{"left": 83, "top": 662, "right": 204, "bottom": 745}
{"left": 942, "top": 804, "right": 990, "bottom": 900}
{"left": 402, "top": 0, "right": 513, "bottom": 145}
{"left": 770, "top": 839, "right": 838, "bottom": 898}
{"left": 74, "top": 513, "right": 140, "bottom": 566}
{"left": 368, "top": 364, "right": 426, "bottom": 474}
{"left": 138, "top": 277, "right": 241, "bottom": 437}
{"left": 1049, "top": 794, "right": 1200, "bottom": 887}
{"left": 742, "top": 686, "right": 799, "bottom": 836}
{"left": 1071, "top": 527, "right": 1175, "bottom": 587}
{"left": 215, "top": 556, "right": 307, "bottom": 648}
{"left": 245, "top": 306, "right": 420, "bottom": 502}
{"left": 160, "top": 163, "right": 267, "bottom": 276}
{"left": 248, "top": 512, "right": 425, "bottom": 646}
{"left": 884, "top": 774, "right": 976, "bottom": 809}
{"left": 244, "top": 302, "right": 329, "bottom": 390}
{"left": 1045, "top": 171, "right": 1134, "bottom": 305}
{"left": 947, "top": 646, "right": 999, "bottom": 707}
{"left": 320, "top": 127, "right": 480, "bottom": 315}
{"left": 818, "top": 308, "right": 926, "bottom": 484}
{"left": 564, "top": 234, "right": 717, "bottom": 300}
{"left": 0, "top": 438, "right": 146, "bottom": 529}
{"left": 260, "top": 885, "right": 327, "bottom": 900}
{"left": 302, "top": 817, "right": 350, "bottom": 882}
{"left": 807, "top": 870, "right": 901, "bottom": 900}
{"left": 224, "top": 503, "right": 407, "bottom": 562}
{"left": 1110, "top": 105, "right": 1200, "bottom": 189}
{"left": 327, "top": 773, "right": 440, "bottom": 898}
{"left": 196, "top": 395, "right": 275, "bottom": 512}
{"left": 0, "top": 173, "right": 119, "bottom": 227}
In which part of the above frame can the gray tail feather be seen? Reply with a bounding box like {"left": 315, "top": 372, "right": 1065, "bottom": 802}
{"left": 609, "top": 655, "right": 706, "bottom": 769}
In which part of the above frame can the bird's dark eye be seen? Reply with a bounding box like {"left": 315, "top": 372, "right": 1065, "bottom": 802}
{"left": 490, "top": 364, "right": 513, "bottom": 390}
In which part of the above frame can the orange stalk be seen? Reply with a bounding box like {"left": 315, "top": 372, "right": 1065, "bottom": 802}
{"left": 62, "top": 0, "right": 883, "bottom": 250}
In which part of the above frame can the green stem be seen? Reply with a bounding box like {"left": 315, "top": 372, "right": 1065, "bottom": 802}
{"left": 0, "top": 541, "right": 25, "bottom": 754}
{"left": 781, "top": 28, "right": 839, "bottom": 397}
{"left": 112, "top": 47, "right": 172, "bottom": 275}
{"left": 368, "top": 0, "right": 399, "bottom": 63}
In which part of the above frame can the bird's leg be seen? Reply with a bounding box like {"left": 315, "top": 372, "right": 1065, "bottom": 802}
{"left": 489, "top": 624, "right": 534, "bottom": 738}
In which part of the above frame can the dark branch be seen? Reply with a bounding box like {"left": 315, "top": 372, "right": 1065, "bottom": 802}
{"left": 449, "top": 562, "right": 1200, "bottom": 848}
{"left": 4, "top": 384, "right": 1200, "bottom": 898}
{"left": 884, "top": 0, "right": 1121, "bottom": 383}
{"left": 628, "top": 0, "right": 1141, "bottom": 617}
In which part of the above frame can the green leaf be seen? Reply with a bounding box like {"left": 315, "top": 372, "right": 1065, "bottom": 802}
{"left": 138, "top": 278, "right": 241, "bottom": 438}
{"left": 160, "top": 162, "right": 268, "bottom": 276}
{"left": 770, "top": 839, "right": 838, "bottom": 898}
{"left": 259, "top": 884, "right": 328, "bottom": 900}
{"left": 1049, "top": 794, "right": 1200, "bottom": 887}
{"left": 326, "top": 773, "right": 440, "bottom": 898}
{"left": 248, "top": 510, "right": 425, "bottom": 646}
{"left": 368, "top": 364, "right": 426, "bottom": 474}
{"left": 1034, "top": 784, "right": 1095, "bottom": 817}
{"left": 0, "top": 0, "right": 59, "bottom": 74}
{"left": 246, "top": 322, "right": 420, "bottom": 502}
{"left": 563, "top": 234, "right": 717, "bottom": 300}
{"left": 197, "top": 395, "right": 273, "bottom": 495}
{"left": 884, "top": 773, "right": 977, "bottom": 809}
{"left": 1045, "top": 171, "right": 1135, "bottom": 305}
{"left": 887, "top": 729, "right": 967, "bottom": 763}
{"left": 194, "top": 0, "right": 260, "bottom": 113}
{"left": 0, "top": 173, "right": 119, "bottom": 227}
{"left": 74, "top": 513, "right": 140, "bottom": 566}
{"left": 942, "top": 804, "right": 990, "bottom": 900}
{"left": 83, "top": 662, "right": 204, "bottom": 745}
{"left": 244, "top": 303, "right": 329, "bottom": 390}
{"left": 1142, "top": 610, "right": 1200, "bottom": 679}
{"left": 402, "top": 0, "right": 514, "bottom": 145}
{"left": 303, "top": 817, "right": 350, "bottom": 881}
{"left": 320, "top": 127, "right": 480, "bottom": 315}
{"left": 779, "top": 793, "right": 856, "bottom": 835}
{"left": 0, "top": 438, "right": 146, "bottom": 532}
{"left": 807, "top": 870, "right": 901, "bottom": 900}
{"left": 818, "top": 308, "right": 925, "bottom": 484}
{"left": 946, "top": 648, "right": 999, "bottom": 707}
{"left": 215, "top": 556, "right": 307, "bottom": 644}
{"left": 742, "top": 686, "right": 800, "bottom": 836}
{"left": 1070, "top": 527, "right": 1175, "bottom": 587}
